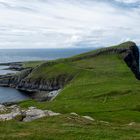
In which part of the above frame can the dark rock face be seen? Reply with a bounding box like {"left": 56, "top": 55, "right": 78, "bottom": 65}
{"left": 123, "top": 45, "right": 140, "bottom": 79}
{"left": 101, "top": 43, "right": 140, "bottom": 79}
{"left": 16, "top": 74, "right": 73, "bottom": 92}
{"left": 9, "top": 63, "right": 23, "bottom": 71}
{"left": 0, "top": 68, "right": 73, "bottom": 94}
{"left": 0, "top": 68, "right": 32, "bottom": 87}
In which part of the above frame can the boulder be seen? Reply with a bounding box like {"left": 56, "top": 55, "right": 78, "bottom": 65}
{"left": 0, "top": 104, "right": 7, "bottom": 112}
{"left": 70, "top": 112, "right": 78, "bottom": 116}
{"left": 82, "top": 116, "right": 95, "bottom": 121}
{"left": 0, "top": 105, "right": 60, "bottom": 122}
{"left": 128, "top": 122, "right": 136, "bottom": 126}
{"left": 23, "top": 108, "right": 60, "bottom": 122}
{"left": 45, "top": 110, "right": 60, "bottom": 116}
{"left": 23, "top": 108, "right": 46, "bottom": 122}
{"left": 0, "top": 111, "right": 22, "bottom": 121}
{"left": 0, "top": 113, "right": 13, "bottom": 121}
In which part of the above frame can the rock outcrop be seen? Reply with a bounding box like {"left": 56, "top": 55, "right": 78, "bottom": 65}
{"left": 17, "top": 74, "right": 72, "bottom": 92}
{"left": 0, "top": 68, "right": 71, "bottom": 93}
{"left": 0, "top": 104, "right": 60, "bottom": 122}
{"left": 0, "top": 68, "right": 32, "bottom": 87}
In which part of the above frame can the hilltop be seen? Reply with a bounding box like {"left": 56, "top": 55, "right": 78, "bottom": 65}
{"left": 0, "top": 41, "right": 140, "bottom": 139}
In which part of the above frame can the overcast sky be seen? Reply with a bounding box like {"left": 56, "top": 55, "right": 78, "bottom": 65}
{"left": 0, "top": 0, "right": 140, "bottom": 49}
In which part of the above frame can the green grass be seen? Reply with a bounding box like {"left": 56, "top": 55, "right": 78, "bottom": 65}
{"left": 0, "top": 115, "right": 140, "bottom": 140}
{"left": 28, "top": 63, "right": 79, "bottom": 80}
{"left": 20, "top": 53, "right": 140, "bottom": 124}
{"left": 1, "top": 41, "right": 140, "bottom": 139}
{"left": 22, "top": 61, "right": 45, "bottom": 68}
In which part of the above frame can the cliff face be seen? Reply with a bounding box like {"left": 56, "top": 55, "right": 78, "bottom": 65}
{"left": 0, "top": 68, "right": 32, "bottom": 87}
{"left": 16, "top": 74, "right": 73, "bottom": 92}
{"left": 103, "top": 42, "right": 140, "bottom": 79}
{"left": 94, "top": 42, "right": 140, "bottom": 79}
{"left": 0, "top": 41, "right": 139, "bottom": 94}
{"left": 122, "top": 44, "right": 140, "bottom": 79}
{"left": 0, "top": 69, "right": 73, "bottom": 92}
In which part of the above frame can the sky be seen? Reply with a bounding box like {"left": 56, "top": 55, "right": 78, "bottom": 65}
{"left": 0, "top": 0, "right": 140, "bottom": 49}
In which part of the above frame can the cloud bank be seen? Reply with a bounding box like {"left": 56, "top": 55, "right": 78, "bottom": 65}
{"left": 0, "top": 0, "right": 139, "bottom": 48}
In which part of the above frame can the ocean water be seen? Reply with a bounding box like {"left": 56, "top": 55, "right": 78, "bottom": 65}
{"left": 0, "top": 48, "right": 93, "bottom": 63}
{"left": 0, "top": 48, "right": 93, "bottom": 103}
{"left": 0, "top": 87, "right": 29, "bottom": 103}
{"left": 0, "top": 66, "right": 18, "bottom": 75}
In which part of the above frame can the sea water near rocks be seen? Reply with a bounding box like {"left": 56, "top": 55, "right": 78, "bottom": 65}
{"left": 0, "top": 48, "right": 93, "bottom": 103}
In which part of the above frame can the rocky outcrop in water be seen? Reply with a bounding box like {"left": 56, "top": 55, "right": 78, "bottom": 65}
{"left": 0, "top": 68, "right": 32, "bottom": 87}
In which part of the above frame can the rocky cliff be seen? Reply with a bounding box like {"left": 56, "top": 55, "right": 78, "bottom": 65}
{"left": 0, "top": 67, "right": 73, "bottom": 93}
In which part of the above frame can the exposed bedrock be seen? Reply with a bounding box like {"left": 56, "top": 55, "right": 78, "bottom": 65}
{"left": 123, "top": 45, "right": 140, "bottom": 79}
{"left": 17, "top": 74, "right": 73, "bottom": 92}
{"left": 0, "top": 68, "right": 32, "bottom": 87}
{"left": 0, "top": 68, "right": 73, "bottom": 95}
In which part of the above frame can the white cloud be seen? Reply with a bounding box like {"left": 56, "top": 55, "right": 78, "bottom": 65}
{"left": 0, "top": 0, "right": 139, "bottom": 48}
{"left": 115, "top": 0, "right": 140, "bottom": 3}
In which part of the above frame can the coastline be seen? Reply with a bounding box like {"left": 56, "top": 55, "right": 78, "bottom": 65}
{"left": 0, "top": 62, "right": 61, "bottom": 103}
{"left": 0, "top": 41, "right": 139, "bottom": 104}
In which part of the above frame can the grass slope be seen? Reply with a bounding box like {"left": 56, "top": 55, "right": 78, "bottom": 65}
{"left": 0, "top": 41, "right": 140, "bottom": 139}
{"left": 20, "top": 42, "right": 140, "bottom": 124}
{"left": 0, "top": 115, "right": 140, "bottom": 140}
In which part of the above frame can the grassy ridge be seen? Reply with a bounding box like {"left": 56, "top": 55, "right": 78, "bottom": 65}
{"left": 22, "top": 61, "right": 45, "bottom": 68}
{"left": 20, "top": 53, "right": 140, "bottom": 124}
{"left": 19, "top": 41, "right": 140, "bottom": 123}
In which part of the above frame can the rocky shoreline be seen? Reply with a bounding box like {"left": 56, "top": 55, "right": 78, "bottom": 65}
{"left": 0, "top": 63, "right": 62, "bottom": 102}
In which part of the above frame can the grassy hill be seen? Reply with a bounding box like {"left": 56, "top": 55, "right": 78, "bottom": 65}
{"left": 19, "top": 41, "right": 140, "bottom": 123}
{"left": 0, "top": 41, "right": 140, "bottom": 140}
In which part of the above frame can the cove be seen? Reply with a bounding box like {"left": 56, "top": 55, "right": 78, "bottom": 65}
{"left": 0, "top": 87, "right": 29, "bottom": 103}
{"left": 0, "top": 66, "right": 29, "bottom": 103}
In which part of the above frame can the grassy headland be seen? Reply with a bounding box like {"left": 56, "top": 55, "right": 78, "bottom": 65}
{"left": 0, "top": 41, "right": 140, "bottom": 139}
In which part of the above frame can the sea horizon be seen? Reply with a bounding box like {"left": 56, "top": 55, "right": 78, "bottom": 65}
{"left": 0, "top": 48, "right": 94, "bottom": 63}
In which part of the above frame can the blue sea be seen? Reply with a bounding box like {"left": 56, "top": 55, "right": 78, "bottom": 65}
{"left": 0, "top": 48, "right": 93, "bottom": 63}
{"left": 0, "top": 48, "right": 94, "bottom": 103}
